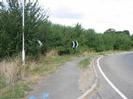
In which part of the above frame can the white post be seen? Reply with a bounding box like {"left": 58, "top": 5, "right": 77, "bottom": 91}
{"left": 22, "top": 0, "right": 25, "bottom": 65}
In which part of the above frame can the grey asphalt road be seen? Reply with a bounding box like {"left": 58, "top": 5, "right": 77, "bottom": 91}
{"left": 91, "top": 52, "right": 133, "bottom": 99}
{"left": 27, "top": 57, "right": 84, "bottom": 99}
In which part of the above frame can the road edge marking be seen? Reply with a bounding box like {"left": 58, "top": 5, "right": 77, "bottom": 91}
{"left": 97, "top": 56, "right": 128, "bottom": 99}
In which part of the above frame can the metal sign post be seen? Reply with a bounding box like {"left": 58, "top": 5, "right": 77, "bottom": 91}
{"left": 22, "top": 0, "right": 25, "bottom": 65}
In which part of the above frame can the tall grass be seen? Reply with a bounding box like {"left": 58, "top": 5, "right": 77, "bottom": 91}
{"left": 0, "top": 56, "right": 22, "bottom": 84}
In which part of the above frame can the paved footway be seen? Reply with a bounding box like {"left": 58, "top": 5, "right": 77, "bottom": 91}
{"left": 27, "top": 57, "right": 84, "bottom": 99}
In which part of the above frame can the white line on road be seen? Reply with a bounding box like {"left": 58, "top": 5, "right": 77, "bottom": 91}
{"left": 97, "top": 56, "right": 128, "bottom": 99}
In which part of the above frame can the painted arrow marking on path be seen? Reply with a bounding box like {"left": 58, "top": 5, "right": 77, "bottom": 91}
{"left": 28, "top": 92, "right": 49, "bottom": 99}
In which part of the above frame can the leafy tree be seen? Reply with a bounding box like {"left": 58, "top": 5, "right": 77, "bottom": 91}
{"left": 84, "top": 29, "right": 97, "bottom": 50}
{"left": 113, "top": 34, "right": 132, "bottom": 50}
{"left": 103, "top": 33, "right": 116, "bottom": 50}
{"left": 0, "top": 0, "right": 48, "bottom": 58}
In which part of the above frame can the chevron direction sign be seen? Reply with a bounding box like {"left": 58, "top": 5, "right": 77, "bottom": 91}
{"left": 72, "top": 40, "right": 79, "bottom": 49}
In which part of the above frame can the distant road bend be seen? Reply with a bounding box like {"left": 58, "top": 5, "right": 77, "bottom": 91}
{"left": 96, "top": 52, "right": 133, "bottom": 99}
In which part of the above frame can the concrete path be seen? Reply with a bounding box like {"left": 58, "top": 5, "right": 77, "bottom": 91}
{"left": 27, "top": 57, "right": 85, "bottom": 99}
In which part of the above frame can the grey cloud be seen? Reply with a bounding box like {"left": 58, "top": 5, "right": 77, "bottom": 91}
{"left": 53, "top": 7, "right": 83, "bottom": 19}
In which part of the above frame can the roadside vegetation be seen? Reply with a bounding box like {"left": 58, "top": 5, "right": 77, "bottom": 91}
{"left": 0, "top": 54, "right": 73, "bottom": 99}
{"left": 79, "top": 58, "right": 91, "bottom": 69}
{"left": 0, "top": 0, "right": 133, "bottom": 98}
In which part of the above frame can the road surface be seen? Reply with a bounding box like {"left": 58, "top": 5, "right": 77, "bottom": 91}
{"left": 91, "top": 52, "right": 133, "bottom": 99}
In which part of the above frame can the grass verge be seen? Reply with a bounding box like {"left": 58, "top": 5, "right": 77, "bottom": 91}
{"left": 0, "top": 81, "right": 31, "bottom": 99}
{"left": 25, "top": 55, "right": 73, "bottom": 76}
{"left": 79, "top": 58, "right": 91, "bottom": 69}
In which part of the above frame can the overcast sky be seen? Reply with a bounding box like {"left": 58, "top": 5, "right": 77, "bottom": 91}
{"left": 39, "top": 0, "right": 133, "bottom": 33}
{"left": 1, "top": 0, "right": 133, "bottom": 33}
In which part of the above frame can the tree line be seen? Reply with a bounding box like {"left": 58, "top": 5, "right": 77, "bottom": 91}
{"left": 0, "top": 0, "right": 133, "bottom": 59}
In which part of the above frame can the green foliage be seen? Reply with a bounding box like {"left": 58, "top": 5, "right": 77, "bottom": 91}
{"left": 26, "top": 21, "right": 133, "bottom": 54}
{"left": 0, "top": 0, "right": 48, "bottom": 58}
{"left": 0, "top": 0, "right": 133, "bottom": 59}
{"left": 0, "top": 82, "right": 31, "bottom": 99}
{"left": 79, "top": 58, "right": 90, "bottom": 69}
{"left": 47, "top": 24, "right": 73, "bottom": 54}
{"left": 95, "top": 34, "right": 105, "bottom": 52}
{"left": 104, "top": 29, "right": 132, "bottom": 50}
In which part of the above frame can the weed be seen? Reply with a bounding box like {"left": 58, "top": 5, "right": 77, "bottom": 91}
{"left": 0, "top": 75, "right": 6, "bottom": 89}
{"left": 79, "top": 58, "right": 90, "bottom": 69}
{"left": 0, "top": 82, "right": 31, "bottom": 99}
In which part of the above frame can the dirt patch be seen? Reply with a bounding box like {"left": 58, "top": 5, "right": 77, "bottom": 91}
{"left": 79, "top": 60, "right": 96, "bottom": 94}
{"left": 46, "top": 50, "right": 58, "bottom": 57}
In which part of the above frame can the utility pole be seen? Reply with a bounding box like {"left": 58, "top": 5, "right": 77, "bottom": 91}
{"left": 22, "top": 0, "right": 25, "bottom": 65}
